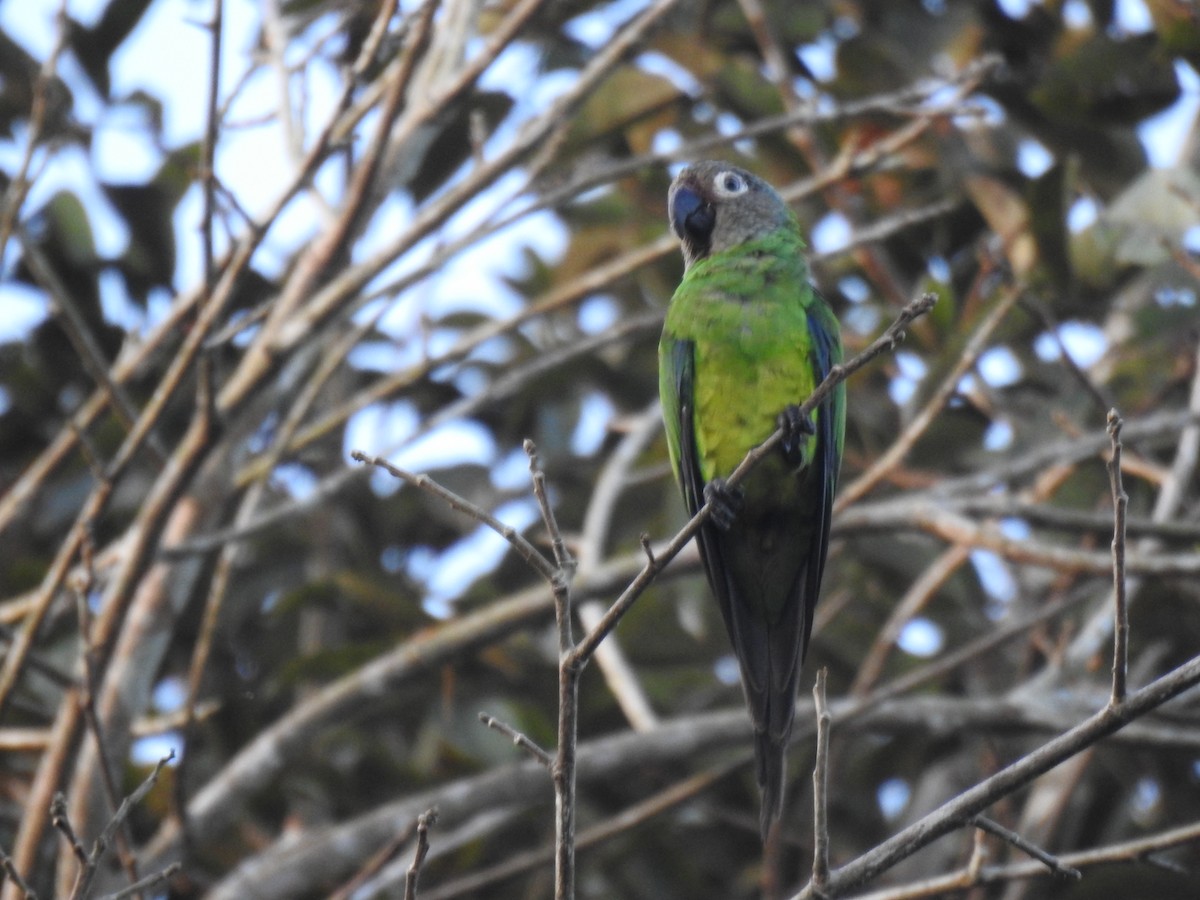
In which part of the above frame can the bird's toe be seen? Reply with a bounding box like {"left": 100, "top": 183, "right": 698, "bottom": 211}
{"left": 703, "top": 478, "right": 744, "bottom": 531}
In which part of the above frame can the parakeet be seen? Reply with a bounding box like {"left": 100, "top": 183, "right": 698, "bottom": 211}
{"left": 658, "top": 161, "right": 845, "bottom": 839}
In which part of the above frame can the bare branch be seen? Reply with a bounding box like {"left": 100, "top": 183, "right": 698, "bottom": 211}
{"left": 972, "top": 815, "right": 1081, "bottom": 879}
{"left": 404, "top": 809, "right": 438, "bottom": 900}
{"left": 96, "top": 863, "right": 182, "bottom": 900}
{"left": 0, "top": 0, "right": 69, "bottom": 259}
{"left": 1107, "top": 409, "right": 1130, "bottom": 705}
{"left": 49, "top": 794, "right": 86, "bottom": 866}
{"left": 790, "top": 652, "right": 1200, "bottom": 897}
{"left": 478, "top": 712, "right": 553, "bottom": 768}
{"left": 67, "top": 753, "right": 174, "bottom": 900}
{"left": 810, "top": 669, "right": 832, "bottom": 892}
{"left": 848, "top": 818, "right": 1200, "bottom": 900}
{"left": 421, "top": 759, "right": 747, "bottom": 900}
{"left": 524, "top": 439, "right": 576, "bottom": 603}
{"left": 0, "top": 845, "right": 39, "bottom": 900}
{"left": 351, "top": 452, "right": 558, "bottom": 584}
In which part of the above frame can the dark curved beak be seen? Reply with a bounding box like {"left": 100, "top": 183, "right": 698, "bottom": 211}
{"left": 670, "top": 184, "right": 715, "bottom": 245}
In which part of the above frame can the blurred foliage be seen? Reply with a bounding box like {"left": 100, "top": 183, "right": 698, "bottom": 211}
{"left": 0, "top": 0, "right": 1198, "bottom": 898}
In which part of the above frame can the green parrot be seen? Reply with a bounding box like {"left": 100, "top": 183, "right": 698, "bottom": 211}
{"left": 658, "top": 161, "right": 845, "bottom": 839}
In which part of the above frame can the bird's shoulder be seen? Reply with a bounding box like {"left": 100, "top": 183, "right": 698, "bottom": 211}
{"left": 665, "top": 235, "right": 813, "bottom": 334}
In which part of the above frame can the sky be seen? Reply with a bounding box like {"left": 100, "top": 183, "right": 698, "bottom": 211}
{"left": 2, "top": 0, "right": 1195, "bottom": 337}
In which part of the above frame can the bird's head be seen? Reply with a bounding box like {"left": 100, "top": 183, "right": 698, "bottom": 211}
{"left": 667, "top": 161, "right": 794, "bottom": 269}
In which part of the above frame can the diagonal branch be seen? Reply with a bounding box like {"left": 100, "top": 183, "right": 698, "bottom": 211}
{"left": 789, "top": 651, "right": 1200, "bottom": 898}
{"left": 351, "top": 452, "right": 558, "bottom": 584}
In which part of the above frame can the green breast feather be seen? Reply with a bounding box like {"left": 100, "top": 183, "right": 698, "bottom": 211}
{"left": 661, "top": 229, "right": 827, "bottom": 482}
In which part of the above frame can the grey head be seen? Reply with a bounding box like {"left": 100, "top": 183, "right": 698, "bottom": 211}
{"left": 667, "top": 161, "right": 793, "bottom": 270}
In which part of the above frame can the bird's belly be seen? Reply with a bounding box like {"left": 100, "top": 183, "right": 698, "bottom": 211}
{"left": 720, "top": 459, "right": 817, "bottom": 619}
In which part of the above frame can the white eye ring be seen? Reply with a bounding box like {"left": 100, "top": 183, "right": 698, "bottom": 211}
{"left": 713, "top": 170, "right": 749, "bottom": 197}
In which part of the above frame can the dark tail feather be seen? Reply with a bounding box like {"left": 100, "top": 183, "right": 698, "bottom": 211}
{"left": 756, "top": 730, "right": 787, "bottom": 842}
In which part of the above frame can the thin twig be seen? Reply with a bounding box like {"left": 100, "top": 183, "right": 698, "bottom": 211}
{"left": 0, "top": 846, "right": 38, "bottom": 900}
{"left": 96, "top": 863, "right": 182, "bottom": 900}
{"left": 836, "top": 498, "right": 1200, "bottom": 577}
{"left": 811, "top": 668, "right": 832, "bottom": 892}
{"left": 525, "top": 440, "right": 576, "bottom": 591}
{"left": 49, "top": 794, "right": 87, "bottom": 865}
{"left": 514, "top": 56, "right": 999, "bottom": 247}
{"left": 639, "top": 534, "right": 655, "bottom": 565}
{"left": 849, "top": 818, "right": 1200, "bottom": 900}
{"left": 17, "top": 232, "right": 152, "bottom": 450}
{"left": 520, "top": 439, "right": 582, "bottom": 900}
{"left": 1107, "top": 409, "right": 1129, "bottom": 705}
{"left": 837, "top": 280, "right": 1021, "bottom": 511}
{"left": 70, "top": 547, "right": 143, "bottom": 890}
{"left": 51, "top": 370, "right": 218, "bottom": 893}
{"left": 328, "top": 814, "right": 423, "bottom": 900}
{"left": 421, "top": 758, "right": 748, "bottom": 900}
{"left": 972, "top": 815, "right": 1081, "bottom": 878}
{"left": 350, "top": 452, "right": 558, "bottom": 584}
{"left": 0, "top": 0, "right": 69, "bottom": 260}
{"left": 403, "top": 809, "right": 438, "bottom": 900}
{"left": 1057, "top": 336, "right": 1200, "bottom": 676}
{"left": 69, "top": 752, "right": 175, "bottom": 900}
{"left": 201, "top": 0, "right": 223, "bottom": 294}
{"left": 478, "top": 712, "right": 553, "bottom": 768}
{"left": 570, "top": 292, "right": 938, "bottom": 667}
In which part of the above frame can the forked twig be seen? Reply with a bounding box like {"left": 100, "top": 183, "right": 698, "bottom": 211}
{"left": 350, "top": 452, "right": 558, "bottom": 584}
{"left": 0, "top": 845, "right": 39, "bottom": 900}
{"left": 790, "top": 653, "right": 1200, "bottom": 898}
{"left": 525, "top": 439, "right": 575, "bottom": 579}
{"left": 420, "top": 758, "right": 748, "bottom": 900}
{"left": 973, "top": 815, "right": 1081, "bottom": 879}
{"left": 65, "top": 752, "right": 175, "bottom": 900}
{"left": 329, "top": 811, "right": 425, "bottom": 900}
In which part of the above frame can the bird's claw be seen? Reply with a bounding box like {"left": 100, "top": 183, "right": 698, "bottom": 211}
{"left": 778, "top": 404, "right": 815, "bottom": 464}
{"left": 703, "top": 478, "right": 744, "bottom": 531}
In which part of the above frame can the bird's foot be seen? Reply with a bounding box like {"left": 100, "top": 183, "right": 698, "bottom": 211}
{"left": 703, "top": 478, "right": 744, "bottom": 531}
{"left": 777, "top": 404, "right": 815, "bottom": 465}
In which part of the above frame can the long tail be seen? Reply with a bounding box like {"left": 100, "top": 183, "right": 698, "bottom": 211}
{"left": 756, "top": 729, "right": 787, "bottom": 841}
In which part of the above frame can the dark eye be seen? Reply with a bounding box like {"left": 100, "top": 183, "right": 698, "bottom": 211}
{"left": 714, "top": 170, "right": 748, "bottom": 196}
